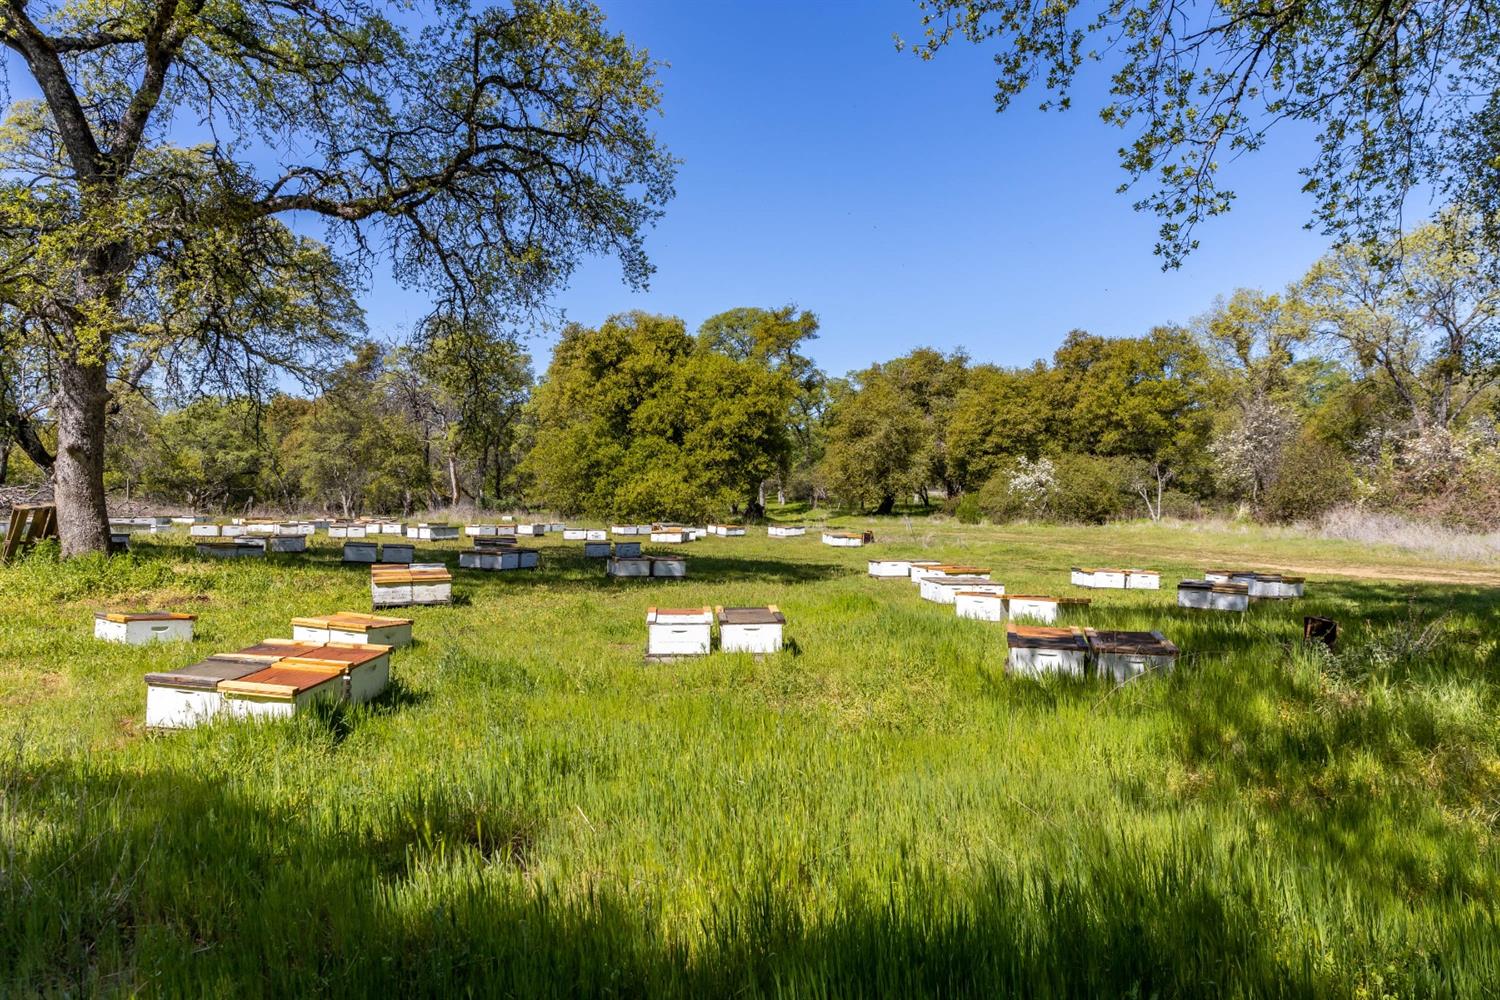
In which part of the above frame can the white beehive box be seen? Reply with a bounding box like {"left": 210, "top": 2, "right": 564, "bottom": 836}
{"left": 379, "top": 542, "right": 415, "bottom": 564}
{"left": 821, "top": 530, "right": 871, "bottom": 547}
{"left": 1073, "top": 567, "right": 1127, "bottom": 589}
{"left": 1210, "top": 582, "right": 1251, "bottom": 611}
{"left": 515, "top": 523, "right": 545, "bottom": 537}
{"left": 282, "top": 642, "right": 393, "bottom": 704}
{"left": 585, "top": 529, "right": 607, "bottom": 542}
{"left": 292, "top": 612, "right": 412, "bottom": 648}
{"left": 1176, "top": 580, "right": 1214, "bottom": 610}
{"left": 268, "top": 535, "right": 306, "bottom": 553}
{"left": 195, "top": 540, "right": 238, "bottom": 559}
{"left": 613, "top": 541, "right": 642, "bottom": 559}
{"left": 1006, "top": 625, "right": 1088, "bottom": 678}
{"left": 930, "top": 564, "right": 991, "bottom": 580}
{"left": 717, "top": 606, "right": 785, "bottom": 653}
{"left": 143, "top": 654, "right": 268, "bottom": 729}
{"left": 687, "top": 527, "right": 708, "bottom": 540}
{"left": 1204, "top": 569, "right": 1250, "bottom": 583}
{"left": 547, "top": 522, "right": 566, "bottom": 533}
{"left": 171, "top": 515, "right": 207, "bottom": 525}
{"left": 562, "top": 528, "right": 588, "bottom": 540}
{"left": 650, "top": 555, "right": 687, "bottom": 578}
{"left": 868, "top": 559, "right": 913, "bottom": 578}
{"left": 245, "top": 521, "right": 278, "bottom": 535}
{"left": 583, "top": 541, "right": 612, "bottom": 559}
{"left": 611, "top": 524, "right": 643, "bottom": 536}
{"left": 347, "top": 523, "right": 370, "bottom": 539}
{"left": 1236, "top": 573, "right": 1285, "bottom": 599}
{"left": 407, "top": 524, "right": 460, "bottom": 541}
{"left": 371, "top": 564, "right": 452, "bottom": 607}
{"left": 955, "top": 591, "right": 1006, "bottom": 622}
{"left": 607, "top": 556, "right": 651, "bottom": 577}
{"left": 466, "top": 524, "right": 499, "bottom": 537}
{"left": 767, "top": 524, "right": 806, "bottom": 537}
{"left": 219, "top": 662, "right": 345, "bottom": 720}
{"left": 95, "top": 611, "right": 196, "bottom": 645}
{"left": 908, "top": 561, "right": 944, "bottom": 585}
{"left": 646, "top": 607, "right": 713, "bottom": 656}
{"left": 1086, "top": 629, "right": 1179, "bottom": 683}
{"left": 329, "top": 524, "right": 350, "bottom": 539}
{"left": 1005, "top": 595, "right": 1062, "bottom": 624}
{"left": 219, "top": 523, "right": 246, "bottom": 537}
{"left": 921, "top": 576, "right": 1004, "bottom": 604}
{"left": 189, "top": 523, "right": 221, "bottom": 537}
{"left": 514, "top": 548, "right": 540, "bottom": 569}
{"left": 343, "top": 540, "right": 379, "bottom": 563}
{"left": 1124, "top": 570, "right": 1160, "bottom": 590}
{"left": 721, "top": 525, "right": 746, "bottom": 537}
{"left": 651, "top": 529, "right": 690, "bottom": 543}
{"left": 459, "top": 548, "right": 503, "bottom": 571}
{"left": 1279, "top": 576, "right": 1306, "bottom": 599}
{"left": 235, "top": 537, "right": 268, "bottom": 556}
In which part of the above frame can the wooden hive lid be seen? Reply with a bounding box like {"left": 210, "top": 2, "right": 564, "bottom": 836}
{"left": 218, "top": 663, "right": 344, "bottom": 698}
{"left": 714, "top": 605, "right": 785, "bottom": 625}
{"left": 1055, "top": 597, "right": 1092, "bottom": 606}
{"left": 96, "top": 610, "right": 197, "bottom": 623}
{"left": 954, "top": 590, "right": 1004, "bottom": 599}
{"left": 144, "top": 655, "right": 266, "bottom": 691}
{"left": 647, "top": 606, "right": 712, "bottom": 623}
{"left": 1006, "top": 624, "right": 1088, "bottom": 650}
{"left": 1177, "top": 579, "right": 1214, "bottom": 590}
{"left": 1211, "top": 582, "right": 1250, "bottom": 594}
{"left": 407, "top": 568, "right": 452, "bottom": 582}
{"left": 933, "top": 564, "right": 989, "bottom": 574}
{"left": 280, "top": 644, "right": 389, "bottom": 670}
{"left": 326, "top": 612, "right": 411, "bottom": 628}
{"left": 1125, "top": 568, "right": 1160, "bottom": 575}
{"left": 931, "top": 575, "right": 995, "bottom": 586}
{"left": 1084, "top": 629, "right": 1179, "bottom": 656}
{"left": 235, "top": 639, "right": 324, "bottom": 660}
{"left": 1002, "top": 594, "right": 1060, "bottom": 602}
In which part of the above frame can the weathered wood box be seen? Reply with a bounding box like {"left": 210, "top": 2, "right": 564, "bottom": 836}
{"left": 821, "top": 530, "right": 872, "bottom": 547}
{"left": 143, "top": 654, "right": 267, "bottom": 729}
{"left": 868, "top": 559, "right": 913, "bottom": 578}
{"left": 583, "top": 541, "right": 613, "bottom": 559}
{"left": 292, "top": 612, "right": 412, "bottom": 648}
{"left": 1124, "top": 570, "right": 1160, "bottom": 590}
{"left": 1086, "top": 629, "right": 1179, "bottom": 683}
{"left": 650, "top": 555, "right": 687, "bottom": 578}
{"left": 717, "top": 606, "right": 785, "bottom": 654}
{"left": 1007, "top": 625, "right": 1088, "bottom": 677}
{"left": 95, "top": 611, "right": 196, "bottom": 645}
{"left": 955, "top": 591, "right": 1006, "bottom": 622}
{"left": 767, "top": 524, "right": 806, "bottom": 537}
{"left": 646, "top": 607, "right": 713, "bottom": 657}
{"left": 1005, "top": 595, "right": 1064, "bottom": 625}
{"left": 268, "top": 535, "right": 306, "bottom": 554}
{"left": 219, "top": 662, "right": 345, "bottom": 721}
{"left": 343, "top": 540, "right": 379, "bottom": 563}
{"left": 607, "top": 556, "right": 651, "bottom": 577}
{"left": 613, "top": 541, "right": 642, "bottom": 559}
{"left": 921, "top": 575, "right": 1004, "bottom": 604}
{"left": 379, "top": 542, "right": 415, "bottom": 564}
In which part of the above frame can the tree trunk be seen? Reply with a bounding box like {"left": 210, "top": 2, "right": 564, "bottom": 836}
{"left": 0, "top": 441, "right": 9, "bottom": 484}
{"left": 874, "top": 493, "right": 895, "bottom": 516}
{"left": 448, "top": 455, "right": 461, "bottom": 506}
{"left": 53, "top": 356, "right": 112, "bottom": 556}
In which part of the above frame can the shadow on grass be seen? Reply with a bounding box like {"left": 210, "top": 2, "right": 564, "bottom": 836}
{"left": 10, "top": 757, "right": 1478, "bottom": 997}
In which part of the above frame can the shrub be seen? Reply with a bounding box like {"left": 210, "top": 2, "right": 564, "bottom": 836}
{"left": 954, "top": 493, "right": 983, "bottom": 524}
{"left": 1264, "top": 435, "right": 1355, "bottom": 522}
{"left": 1050, "top": 454, "right": 1130, "bottom": 524}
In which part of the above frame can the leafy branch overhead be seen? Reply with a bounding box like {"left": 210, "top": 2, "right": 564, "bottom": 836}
{"left": 905, "top": 0, "right": 1500, "bottom": 265}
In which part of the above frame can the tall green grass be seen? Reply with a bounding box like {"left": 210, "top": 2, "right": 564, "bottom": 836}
{"left": 1, "top": 521, "right": 1496, "bottom": 995}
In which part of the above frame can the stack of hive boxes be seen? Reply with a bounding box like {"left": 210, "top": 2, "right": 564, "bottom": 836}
{"left": 371, "top": 563, "right": 452, "bottom": 607}
{"left": 645, "top": 606, "right": 785, "bottom": 659}
{"left": 1005, "top": 626, "right": 1178, "bottom": 680}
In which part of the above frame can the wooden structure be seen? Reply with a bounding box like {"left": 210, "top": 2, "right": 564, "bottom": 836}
{"left": 3, "top": 504, "right": 58, "bottom": 561}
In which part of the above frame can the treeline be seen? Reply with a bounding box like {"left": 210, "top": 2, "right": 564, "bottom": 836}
{"left": 4, "top": 218, "right": 1498, "bottom": 527}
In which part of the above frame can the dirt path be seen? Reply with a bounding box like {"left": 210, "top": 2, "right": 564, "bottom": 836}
{"left": 1247, "top": 562, "right": 1500, "bottom": 587}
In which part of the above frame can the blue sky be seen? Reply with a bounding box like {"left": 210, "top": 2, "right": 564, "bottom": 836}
{"left": 419, "top": 0, "right": 1335, "bottom": 377}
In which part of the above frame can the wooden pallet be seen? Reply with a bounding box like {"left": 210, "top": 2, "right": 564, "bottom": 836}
{"left": 2, "top": 504, "right": 58, "bottom": 562}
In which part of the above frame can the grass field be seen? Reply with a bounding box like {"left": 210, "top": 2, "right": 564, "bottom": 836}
{"left": 2, "top": 517, "right": 1497, "bottom": 996}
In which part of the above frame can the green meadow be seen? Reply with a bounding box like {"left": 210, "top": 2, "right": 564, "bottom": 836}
{"left": 2, "top": 519, "right": 1497, "bottom": 997}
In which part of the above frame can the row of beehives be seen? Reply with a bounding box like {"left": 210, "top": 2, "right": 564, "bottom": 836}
{"left": 195, "top": 536, "right": 308, "bottom": 558}
{"left": 870, "top": 559, "right": 1088, "bottom": 625}
{"left": 1006, "top": 625, "right": 1177, "bottom": 681}
{"left": 1177, "top": 570, "right": 1305, "bottom": 610}
{"left": 141, "top": 613, "right": 412, "bottom": 729}
{"left": 646, "top": 606, "right": 785, "bottom": 658}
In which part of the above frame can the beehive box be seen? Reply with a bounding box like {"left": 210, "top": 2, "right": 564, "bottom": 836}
{"left": 1086, "top": 629, "right": 1179, "bottom": 683}
{"left": 218, "top": 663, "right": 345, "bottom": 720}
{"left": 611, "top": 524, "right": 645, "bottom": 536}
{"left": 585, "top": 529, "right": 607, "bottom": 541}
{"left": 1176, "top": 580, "right": 1214, "bottom": 610}
{"left": 767, "top": 524, "right": 806, "bottom": 537}
{"left": 1204, "top": 569, "right": 1254, "bottom": 583}
{"left": 283, "top": 642, "right": 392, "bottom": 704}
{"left": 1124, "top": 570, "right": 1160, "bottom": 590}
{"left": 583, "top": 541, "right": 612, "bottom": 559}
{"left": 955, "top": 591, "right": 1006, "bottom": 622}
{"left": 646, "top": 607, "right": 713, "bottom": 657}
{"left": 930, "top": 564, "right": 991, "bottom": 580}
{"left": 1005, "top": 595, "right": 1063, "bottom": 624}
{"left": 196, "top": 540, "right": 251, "bottom": 559}
{"left": 1210, "top": 582, "right": 1251, "bottom": 611}
{"left": 921, "top": 576, "right": 1004, "bottom": 604}
{"left": 292, "top": 612, "right": 412, "bottom": 648}
{"left": 821, "top": 530, "right": 871, "bottom": 547}
{"left": 346, "top": 523, "right": 370, "bottom": 539}
{"left": 1280, "top": 576, "right": 1306, "bottom": 599}
{"left": 868, "top": 559, "right": 913, "bottom": 578}
{"left": 473, "top": 535, "right": 517, "bottom": 550}
{"left": 171, "top": 515, "right": 209, "bottom": 525}
{"left": 235, "top": 537, "right": 268, "bottom": 556}
{"left": 343, "top": 540, "right": 379, "bottom": 563}
{"left": 109, "top": 532, "right": 131, "bottom": 554}
{"left": 562, "top": 528, "right": 588, "bottom": 541}
{"left": 650, "top": 529, "right": 690, "bottom": 543}
{"left": 94, "top": 611, "right": 196, "bottom": 645}
{"left": 1006, "top": 625, "right": 1088, "bottom": 677}
{"left": 650, "top": 555, "right": 687, "bottom": 578}
{"left": 235, "top": 638, "right": 326, "bottom": 661}
{"left": 908, "top": 561, "right": 944, "bottom": 584}
{"left": 219, "top": 523, "right": 246, "bottom": 537}
{"left": 613, "top": 541, "right": 642, "bottom": 559}
{"left": 371, "top": 564, "right": 452, "bottom": 607}
{"left": 717, "top": 606, "right": 785, "bottom": 653}
{"left": 547, "top": 522, "right": 566, "bottom": 533}
{"left": 277, "top": 523, "right": 310, "bottom": 537}
{"left": 329, "top": 524, "right": 350, "bottom": 539}
{"left": 268, "top": 535, "right": 306, "bottom": 554}
{"left": 143, "top": 654, "right": 268, "bottom": 729}
{"left": 515, "top": 523, "right": 545, "bottom": 537}
{"left": 466, "top": 524, "right": 499, "bottom": 537}
{"left": 721, "top": 525, "right": 746, "bottom": 537}
{"left": 687, "top": 527, "right": 708, "bottom": 540}
{"left": 379, "top": 542, "right": 415, "bottom": 564}
{"left": 514, "top": 548, "right": 540, "bottom": 569}
{"left": 1072, "top": 567, "right": 1126, "bottom": 589}
{"left": 245, "top": 521, "right": 279, "bottom": 535}
{"left": 458, "top": 548, "right": 504, "bottom": 571}
{"left": 407, "top": 524, "right": 460, "bottom": 541}
{"left": 189, "top": 523, "right": 221, "bottom": 537}
{"left": 607, "top": 556, "right": 651, "bottom": 577}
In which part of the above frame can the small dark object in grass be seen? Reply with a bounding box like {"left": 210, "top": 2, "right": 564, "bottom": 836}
{"left": 1303, "top": 616, "right": 1338, "bottom": 649}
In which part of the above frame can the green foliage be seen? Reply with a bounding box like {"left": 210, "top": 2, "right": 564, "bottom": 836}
{"left": 1264, "top": 433, "right": 1356, "bottom": 523}
{"left": 954, "top": 492, "right": 983, "bottom": 524}
{"left": 817, "top": 371, "right": 926, "bottom": 514}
